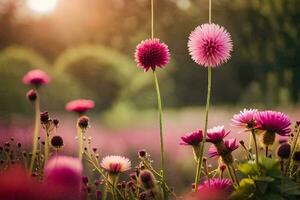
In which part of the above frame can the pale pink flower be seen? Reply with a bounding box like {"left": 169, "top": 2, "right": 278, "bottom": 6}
{"left": 65, "top": 99, "right": 95, "bottom": 114}
{"left": 231, "top": 108, "right": 258, "bottom": 129}
{"left": 208, "top": 139, "right": 239, "bottom": 158}
{"left": 188, "top": 23, "right": 232, "bottom": 67}
{"left": 207, "top": 125, "right": 230, "bottom": 144}
{"left": 101, "top": 155, "right": 131, "bottom": 174}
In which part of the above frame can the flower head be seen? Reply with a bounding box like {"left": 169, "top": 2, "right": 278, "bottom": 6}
{"left": 180, "top": 130, "right": 203, "bottom": 146}
{"left": 101, "top": 155, "right": 131, "bottom": 174}
{"left": 208, "top": 139, "right": 239, "bottom": 158}
{"left": 231, "top": 108, "right": 258, "bottom": 129}
{"left": 198, "top": 178, "right": 232, "bottom": 192}
{"left": 22, "top": 69, "right": 50, "bottom": 86}
{"left": 255, "top": 111, "right": 291, "bottom": 136}
{"left": 65, "top": 99, "right": 95, "bottom": 114}
{"left": 44, "top": 156, "right": 83, "bottom": 187}
{"left": 188, "top": 23, "right": 232, "bottom": 68}
{"left": 207, "top": 125, "right": 230, "bottom": 144}
{"left": 135, "top": 38, "right": 170, "bottom": 72}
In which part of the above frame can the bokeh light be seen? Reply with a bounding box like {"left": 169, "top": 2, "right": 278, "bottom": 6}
{"left": 27, "top": 0, "right": 58, "bottom": 14}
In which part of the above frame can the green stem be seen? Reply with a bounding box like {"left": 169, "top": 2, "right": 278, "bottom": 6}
{"left": 251, "top": 129, "right": 259, "bottom": 166}
{"left": 153, "top": 70, "right": 167, "bottom": 199}
{"left": 286, "top": 125, "right": 300, "bottom": 176}
{"left": 194, "top": 67, "right": 212, "bottom": 191}
{"left": 77, "top": 126, "right": 84, "bottom": 161}
{"left": 29, "top": 95, "right": 40, "bottom": 175}
{"left": 44, "top": 129, "right": 50, "bottom": 162}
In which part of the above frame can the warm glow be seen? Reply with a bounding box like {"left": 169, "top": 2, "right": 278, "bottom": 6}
{"left": 27, "top": 0, "right": 58, "bottom": 14}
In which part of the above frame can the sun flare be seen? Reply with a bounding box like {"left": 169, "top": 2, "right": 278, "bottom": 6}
{"left": 27, "top": 0, "right": 58, "bottom": 14}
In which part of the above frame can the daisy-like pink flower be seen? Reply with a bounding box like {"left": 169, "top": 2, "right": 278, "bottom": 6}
{"left": 188, "top": 23, "right": 233, "bottom": 68}
{"left": 231, "top": 108, "right": 258, "bottom": 129}
{"left": 134, "top": 38, "right": 170, "bottom": 72}
{"left": 255, "top": 111, "right": 291, "bottom": 136}
{"left": 198, "top": 178, "right": 232, "bottom": 192}
{"left": 101, "top": 155, "right": 131, "bottom": 174}
{"left": 207, "top": 125, "right": 230, "bottom": 144}
{"left": 208, "top": 139, "right": 239, "bottom": 158}
{"left": 44, "top": 156, "right": 83, "bottom": 187}
{"left": 22, "top": 69, "right": 51, "bottom": 86}
{"left": 180, "top": 130, "right": 203, "bottom": 146}
{"left": 65, "top": 99, "right": 95, "bottom": 114}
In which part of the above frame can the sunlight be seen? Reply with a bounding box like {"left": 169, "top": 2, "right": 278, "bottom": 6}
{"left": 27, "top": 0, "right": 58, "bottom": 14}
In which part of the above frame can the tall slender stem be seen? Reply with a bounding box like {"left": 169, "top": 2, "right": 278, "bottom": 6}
{"left": 286, "top": 125, "right": 300, "bottom": 176}
{"left": 153, "top": 70, "right": 166, "bottom": 199}
{"left": 251, "top": 129, "right": 259, "bottom": 166}
{"left": 44, "top": 129, "right": 50, "bottom": 162}
{"left": 194, "top": 67, "right": 212, "bottom": 190}
{"left": 29, "top": 95, "right": 40, "bottom": 174}
{"left": 78, "top": 126, "right": 84, "bottom": 161}
{"left": 151, "top": 0, "right": 154, "bottom": 39}
{"left": 209, "top": 0, "right": 212, "bottom": 23}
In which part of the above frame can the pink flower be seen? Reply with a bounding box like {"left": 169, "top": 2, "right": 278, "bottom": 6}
{"left": 255, "top": 111, "right": 291, "bottom": 136}
{"left": 44, "top": 156, "right": 83, "bottom": 188}
{"left": 188, "top": 23, "right": 233, "bottom": 68}
{"left": 231, "top": 108, "right": 258, "bottom": 129}
{"left": 65, "top": 99, "right": 95, "bottom": 114}
{"left": 180, "top": 130, "right": 203, "bottom": 146}
{"left": 101, "top": 155, "right": 131, "bottom": 174}
{"left": 22, "top": 69, "right": 51, "bottom": 86}
{"left": 208, "top": 139, "right": 239, "bottom": 158}
{"left": 134, "top": 38, "right": 170, "bottom": 72}
{"left": 198, "top": 178, "right": 232, "bottom": 192}
{"left": 207, "top": 125, "right": 230, "bottom": 144}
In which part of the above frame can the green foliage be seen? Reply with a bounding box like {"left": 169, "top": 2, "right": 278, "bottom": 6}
{"left": 231, "top": 158, "right": 300, "bottom": 200}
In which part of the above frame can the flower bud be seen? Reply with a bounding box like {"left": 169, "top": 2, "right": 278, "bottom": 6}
{"left": 293, "top": 151, "right": 300, "bottom": 162}
{"left": 51, "top": 135, "right": 64, "bottom": 149}
{"left": 78, "top": 116, "right": 89, "bottom": 129}
{"left": 139, "top": 170, "right": 156, "bottom": 190}
{"left": 138, "top": 149, "right": 146, "bottom": 158}
{"left": 277, "top": 143, "right": 291, "bottom": 159}
{"left": 26, "top": 89, "right": 37, "bottom": 102}
{"left": 40, "top": 111, "right": 49, "bottom": 124}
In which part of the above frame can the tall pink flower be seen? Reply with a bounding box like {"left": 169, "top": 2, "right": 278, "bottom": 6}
{"left": 23, "top": 69, "right": 51, "bottom": 86}
{"left": 207, "top": 125, "right": 230, "bottom": 144}
{"left": 65, "top": 99, "right": 95, "bottom": 114}
{"left": 101, "top": 155, "right": 131, "bottom": 174}
{"left": 231, "top": 108, "right": 258, "bottom": 129}
{"left": 255, "top": 111, "right": 291, "bottom": 136}
{"left": 188, "top": 23, "right": 233, "bottom": 67}
{"left": 134, "top": 38, "right": 170, "bottom": 72}
{"left": 198, "top": 178, "right": 232, "bottom": 192}
{"left": 180, "top": 130, "right": 203, "bottom": 146}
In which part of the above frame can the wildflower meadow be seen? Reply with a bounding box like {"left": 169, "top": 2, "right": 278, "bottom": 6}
{"left": 0, "top": 0, "right": 299, "bottom": 200}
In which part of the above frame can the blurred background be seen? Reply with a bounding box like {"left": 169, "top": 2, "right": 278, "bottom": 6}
{"left": 0, "top": 0, "right": 299, "bottom": 193}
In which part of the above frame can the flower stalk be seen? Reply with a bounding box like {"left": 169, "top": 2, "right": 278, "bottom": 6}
{"left": 251, "top": 129, "right": 259, "bottom": 166}
{"left": 29, "top": 93, "right": 40, "bottom": 174}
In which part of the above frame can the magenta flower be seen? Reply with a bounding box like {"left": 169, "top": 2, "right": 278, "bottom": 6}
{"left": 188, "top": 23, "right": 233, "bottom": 68}
{"left": 180, "top": 130, "right": 203, "bottom": 146}
{"left": 198, "top": 178, "right": 232, "bottom": 192}
{"left": 22, "top": 69, "right": 51, "bottom": 86}
{"left": 65, "top": 99, "right": 95, "bottom": 114}
{"left": 44, "top": 156, "right": 83, "bottom": 187}
{"left": 208, "top": 139, "right": 239, "bottom": 158}
{"left": 255, "top": 111, "right": 291, "bottom": 136}
{"left": 101, "top": 155, "right": 131, "bottom": 174}
{"left": 207, "top": 125, "right": 230, "bottom": 144}
{"left": 134, "top": 38, "right": 170, "bottom": 72}
{"left": 231, "top": 108, "right": 258, "bottom": 129}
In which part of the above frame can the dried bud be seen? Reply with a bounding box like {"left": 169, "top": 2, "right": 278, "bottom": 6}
{"left": 293, "top": 151, "right": 300, "bottom": 162}
{"left": 26, "top": 89, "right": 37, "bottom": 102}
{"left": 82, "top": 176, "right": 89, "bottom": 184}
{"left": 219, "top": 164, "right": 226, "bottom": 172}
{"left": 138, "top": 149, "right": 146, "bottom": 157}
{"left": 40, "top": 111, "right": 49, "bottom": 124}
{"left": 53, "top": 119, "right": 59, "bottom": 126}
{"left": 51, "top": 135, "right": 64, "bottom": 148}
{"left": 139, "top": 170, "right": 156, "bottom": 190}
{"left": 78, "top": 116, "right": 89, "bottom": 129}
{"left": 277, "top": 143, "right": 291, "bottom": 159}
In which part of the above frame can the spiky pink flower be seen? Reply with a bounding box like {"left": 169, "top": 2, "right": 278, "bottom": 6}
{"left": 207, "top": 125, "right": 230, "bottom": 144}
{"left": 22, "top": 69, "right": 50, "bottom": 86}
{"left": 134, "top": 38, "right": 170, "bottom": 72}
{"left": 255, "top": 111, "right": 291, "bottom": 136}
{"left": 188, "top": 23, "right": 233, "bottom": 68}
{"left": 231, "top": 108, "right": 258, "bottom": 129}
{"left": 44, "top": 156, "right": 83, "bottom": 187}
{"left": 65, "top": 99, "right": 95, "bottom": 114}
{"left": 101, "top": 155, "right": 131, "bottom": 174}
{"left": 208, "top": 139, "right": 239, "bottom": 158}
{"left": 180, "top": 130, "right": 203, "bottom": 146}
{"left": 198, "top": 178, "right": 232, "bottom": 192}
